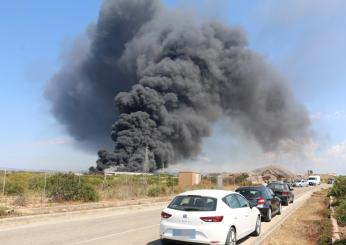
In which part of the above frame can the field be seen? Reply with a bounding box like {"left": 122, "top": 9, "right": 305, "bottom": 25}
{"left": 0, "top": 170, "right": 246, "bottom": 213}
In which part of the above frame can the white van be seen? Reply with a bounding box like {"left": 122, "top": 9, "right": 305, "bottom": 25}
{"left": 307, "top": 175, "right": 321, "bottom": 185}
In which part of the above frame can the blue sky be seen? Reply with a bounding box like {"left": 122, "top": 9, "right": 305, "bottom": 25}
{"left": 1, "top": 0, "right": 346, "bottom": 173}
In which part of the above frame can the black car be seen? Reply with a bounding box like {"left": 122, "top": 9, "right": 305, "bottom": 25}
{"left": 236, "top": 185, "right": 282, "bottom": 222}
{"left": 267, "top": 182, "right": 294, "bottom": 206}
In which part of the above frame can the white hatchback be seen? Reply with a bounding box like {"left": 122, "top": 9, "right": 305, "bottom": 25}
{"left": 160, "top": 189, "right": 261, "bottom": 245}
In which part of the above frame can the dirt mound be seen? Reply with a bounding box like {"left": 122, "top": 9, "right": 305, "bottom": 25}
{"left": 251, "top": 165, "right": 295, "bottom": 180}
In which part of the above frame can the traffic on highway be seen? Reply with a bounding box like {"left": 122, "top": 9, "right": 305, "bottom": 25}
{"left": 159, "top": 181, "right": 319, "bottom": 245}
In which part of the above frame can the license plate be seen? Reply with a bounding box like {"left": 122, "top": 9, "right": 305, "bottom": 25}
{"left": 173, "top": 229, "right": 196, "bottom": 238}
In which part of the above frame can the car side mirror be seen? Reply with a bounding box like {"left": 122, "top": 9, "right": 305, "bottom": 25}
{"left": 249, "top": 202, "right": 255, "bottom": 209}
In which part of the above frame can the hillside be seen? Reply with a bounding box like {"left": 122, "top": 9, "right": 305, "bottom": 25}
{"left": 250, "top": 165, "right": 296, "bottom": 180}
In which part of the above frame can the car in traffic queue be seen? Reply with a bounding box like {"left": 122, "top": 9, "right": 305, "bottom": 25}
{"left": 328, "top": 178, "right": 335, "bottom": 185}
{"left": 295, "top": 179, "right": 309, "bottom": 187}
{"left": 307, "top": 175, "right": 321, "bottom": 185}
{"left": 267, "top": 182, "right": 294, "bottom": 206}
{"left": 160, "top": 189, "right": 261, "bottom": 245}
{"left": 235, "top": 185, "right": 282, "bottom": 222}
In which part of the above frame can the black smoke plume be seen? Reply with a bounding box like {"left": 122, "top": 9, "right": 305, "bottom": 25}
{"left": 46, "top": 0, "right": 310, "bottom": 172}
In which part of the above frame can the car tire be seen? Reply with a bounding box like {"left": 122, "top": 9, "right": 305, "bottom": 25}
{"left": 161, "top": 239, "right": 172, "bottom": 245}
{"left": 277, "top": 203, "right": 282, "bottom": 215}
{"left": 225, "top": 227, "right": 237, "bottom": 245}
{"left": 283, "top": 198, "right": 289, "bottom": 206}
{"left": 252, "top": 216, "right": 261, "bottom": 236}
{"left": 265, "top": 208, "right": 272, "bottom": 222}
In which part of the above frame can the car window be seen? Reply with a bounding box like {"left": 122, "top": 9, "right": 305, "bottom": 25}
{"left": 237, "top": 189, "right": 262, "bottom": 199}
{"left": 284, "top": 184, "right": 289, "bottom": 190}
{"left": 235, "top": 194, "right": 250, "bottom": 208}
{"left": 268, "top": 183, "right": 284, "bottom": 191}
{"left": 265, "top": 188, "right": 273, "bottom": 198}
{"left": 168, "top": 195, "right": 217, "bottom": 211}
{"left": 223, "top": 194, "right": 241, "bottom": 209}
{"left": 268, "top": 188, "right": 275, "bottom": 196}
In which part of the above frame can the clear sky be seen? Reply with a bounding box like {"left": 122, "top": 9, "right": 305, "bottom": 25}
{"left": 1, "top": 0, "right": 346, "bottom": 173}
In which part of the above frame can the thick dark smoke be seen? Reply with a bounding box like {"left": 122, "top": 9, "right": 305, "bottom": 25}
{"left": 45, "top": 0, "right": 160, "bottom": 150}
{"left": 46, "top": 0, "right": 310, "bottom": 172}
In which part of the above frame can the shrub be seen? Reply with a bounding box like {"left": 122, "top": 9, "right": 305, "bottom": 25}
{"left": 28, "top": 174, "right": 45, "bottom": 191}
{"left": 4, "top": 172, "right": 31, "bottom": 195}
{"left": 336, "top": 198, "right": 346, "bottom": 226}
{"left": 5, "top": 181, "right": 25, "bottom": 195}
{"left": 47, "top": 173, "right": 98, "bottom": 202}
{"left": 235, "top": 173, "right": 249, "bottom": 185}
{"left": 147, "top": 185, "right": 161, "bottom": 197}
{"left": 329, "top": 176, "right": 346, "bottom": 198}
{"left": 78, "top": 184, "right": 99, "bottom": 202}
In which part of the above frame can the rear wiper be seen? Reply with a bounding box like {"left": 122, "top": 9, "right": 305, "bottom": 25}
{"left": 183, "top": 207, "right": 201, "bottom": 211}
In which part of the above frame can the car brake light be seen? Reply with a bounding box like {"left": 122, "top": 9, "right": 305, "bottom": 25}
{"left": 200, "top": 216, "right": 224, "bottom": 222}
{"left": 257, "top": 197, "right": 265, "bottom": 205}
{"left": 161, "top": 211, "right": 172, "bottom": 219}
{"left": 282, "top": 191, "right": 289, "bottom": 196}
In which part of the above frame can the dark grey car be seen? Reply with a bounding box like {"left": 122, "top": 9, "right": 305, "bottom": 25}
{"left": 267, "top": 182, "right": 294, "bottom": 206}
{"left": 236, "top": 185, "right": 282, "bottom": 222}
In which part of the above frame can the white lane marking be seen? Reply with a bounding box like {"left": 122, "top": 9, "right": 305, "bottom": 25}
{"left": 70, "top": 224, "right": 159, "bottom": 245}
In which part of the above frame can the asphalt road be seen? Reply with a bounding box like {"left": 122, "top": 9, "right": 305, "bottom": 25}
{"left": 0, "top": 186, "right": 318, "bottom": 245}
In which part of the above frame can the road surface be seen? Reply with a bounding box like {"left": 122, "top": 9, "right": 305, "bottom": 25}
{"left": 0, "top": 186, "right": 318, "bottom": 245}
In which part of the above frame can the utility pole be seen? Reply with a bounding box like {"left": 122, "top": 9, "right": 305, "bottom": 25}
{"left": 144, "top": 144, "right": 149, "bottom": 173}
{"left": 2, "top": 169, "right": 6, "bottom": 196}
{"left": 41, "top": 172, "right": 47, "bottom": 204}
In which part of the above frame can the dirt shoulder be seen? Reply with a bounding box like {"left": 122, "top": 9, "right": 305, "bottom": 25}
{"left": 263, "top": 188, "right": 331, "bottom": 245}
{"left": 0, "top": 195, "right": 173, "bottom": 220}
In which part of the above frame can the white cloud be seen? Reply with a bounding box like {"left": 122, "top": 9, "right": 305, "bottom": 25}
{"left": 36, "top": 137, "right": 74, "bottom": 146}
{"left": 310, "top": 111, "right": 346, "bottom": 121}
{"left": 327, "top": 141, "right": 346, "bottom": 160}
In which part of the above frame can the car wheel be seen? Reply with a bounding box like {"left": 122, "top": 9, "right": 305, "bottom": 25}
{"left": 225, "top": 227, "right": 237, "bottom": 245}
{"left": 283, "top": 199, "right": 289, "bottom": 206}
{"left": 161, "top": 239, "right": 172, "bottom": 245}
{"left": 265, "top": 208, "right": 272, "bottom": 222}
{"left": 277, "top": 203, "right": 282, "bottom": 215}
{"left": 252, "top": 216, "right": 261, "bottom": 236}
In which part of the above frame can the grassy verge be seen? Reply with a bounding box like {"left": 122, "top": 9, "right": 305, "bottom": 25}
{"left": 263, "top": 189, "right": 332, "bottom": 245}
{"left": 329, "top": 176, "right": 346, "bottom": 243}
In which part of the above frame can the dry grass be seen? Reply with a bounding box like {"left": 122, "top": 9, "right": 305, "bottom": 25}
{"left": 263, "top": 189, "right": 332, "bottom": 245}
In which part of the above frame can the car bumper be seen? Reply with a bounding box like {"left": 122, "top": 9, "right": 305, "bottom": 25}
{"left": 278, "top": 196, "right": 289, "bottom": 203}
{"left": 257, "top": 207, "right": 270, "bottom": 218}
{"left": 160, "top": 220, "right": 229, "bottom": 245}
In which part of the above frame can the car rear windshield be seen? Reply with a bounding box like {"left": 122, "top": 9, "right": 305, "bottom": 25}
{"left": 308, "top": 177, "right": 317, "bottom": 180}
{"left": 237, "top": 189, "right": 262, "bottom": 199}
{"left": 268, "top": 183, "right": 286, "bottom": 191}
{"left": 168, "top": 195, "right": 217, "bottom": 211}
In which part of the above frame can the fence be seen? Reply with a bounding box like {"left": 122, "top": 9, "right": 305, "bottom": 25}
{"left": 0, "top": 168, "right": 245, "bottom": 209}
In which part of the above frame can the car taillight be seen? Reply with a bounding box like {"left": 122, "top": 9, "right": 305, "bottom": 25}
{"left": 257, "top": 197, "right": 265, "bottom": 205}
{"left": 282, "top": 191, "right": 289, "bottom": 196}
{"left": 161, "top": 211, "right": 172, "bottom": 219}
{"left": 200, "top": 216, "right": 224, "bottom": 222}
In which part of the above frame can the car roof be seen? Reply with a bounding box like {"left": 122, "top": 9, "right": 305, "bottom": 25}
{"left": 178, "top": 189, "right": 236, "bottom": 199}
{"left": 236, "top": 185, "right": 266, "bottom": 190}
{"left": 268, "top": 182, "right": 285, "bottom": 185}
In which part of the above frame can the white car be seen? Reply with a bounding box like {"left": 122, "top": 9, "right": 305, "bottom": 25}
{"left": 295, "top": 180, "right": 309, "bottom": 187}
{"left": 307, "top": 175, "right": 321, "bottom": 185}
{"left": 160, "top": 189, "right": 261, "bottom": 245}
